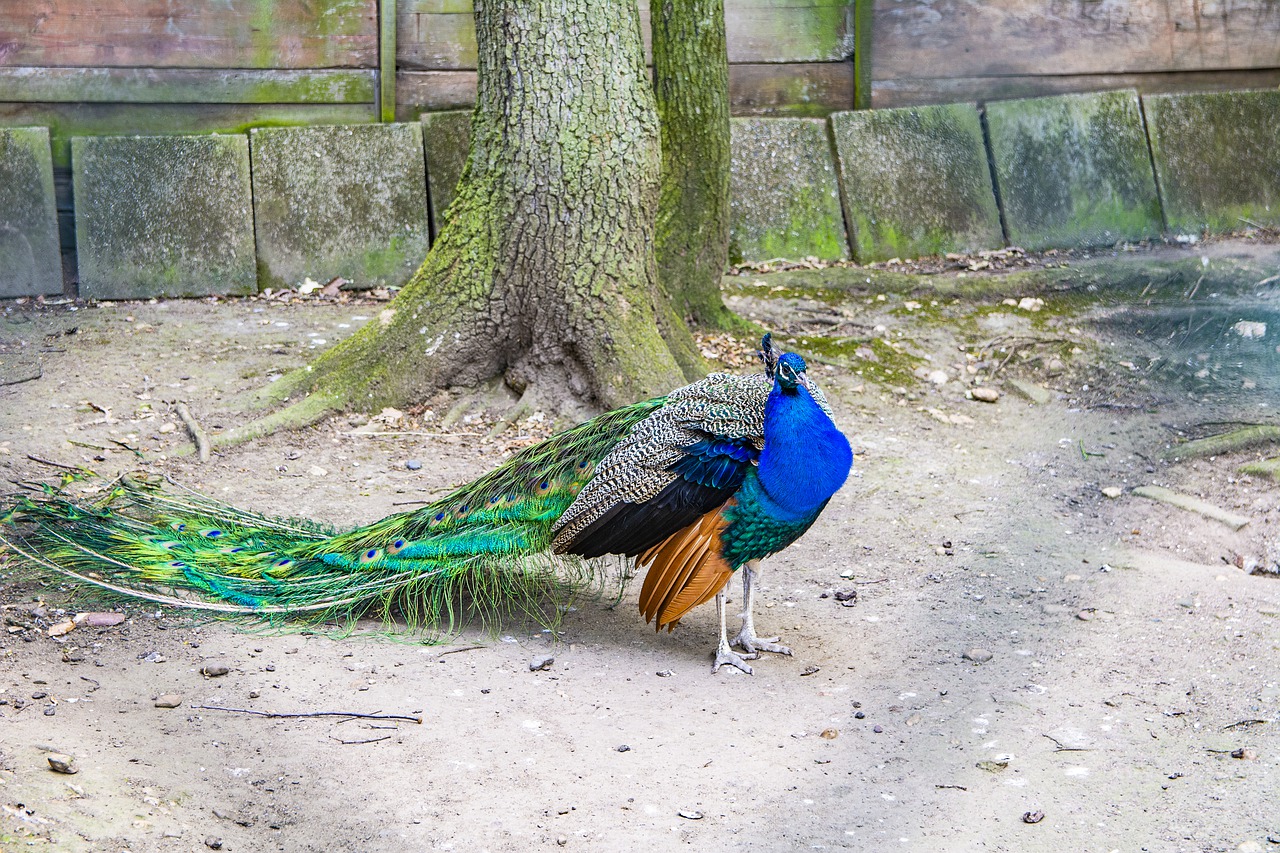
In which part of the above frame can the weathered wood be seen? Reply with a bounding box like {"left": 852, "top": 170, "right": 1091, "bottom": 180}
{"left": 397, "top": 64, "right": 853, "bottom": 118}
{"left": 872, "top": 1, "right": 1280, "bottom": 81}
{"left": 397, "top": 0, "right": 855, "bottom": 69}
{"left": 872, "top": 69, "right": 1280, "bottom": 109}
{"left": 1131, "top": 485, "right": 1251, "bottom": 531}
{"left": 729, "top": 62, "right": 853, "bottom": 116}
{"left": 0, "top": 68, "right": 376, "bottom": 104}
{"left": 0, "top": 1, "right": 378, "bottom": 70}
{"left": 0, "top": 103, "right": 375, "bottom": 168}
{"left": 853, "top": 0, "right": 872, "bottom": 109}
{"left": 379, "top": 0, "right": 398, "bottom": 122}
{"left": 1161, "top": 425, "right": 1280, "bottom": 460}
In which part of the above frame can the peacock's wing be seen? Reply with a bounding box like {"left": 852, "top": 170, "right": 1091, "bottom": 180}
{"left": 550, "top": 372, "right": 772, "bottom": 559}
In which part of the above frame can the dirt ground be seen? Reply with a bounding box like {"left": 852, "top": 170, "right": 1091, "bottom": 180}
{"left": 1, "top": 240, "right": 1278, "bottom": 852}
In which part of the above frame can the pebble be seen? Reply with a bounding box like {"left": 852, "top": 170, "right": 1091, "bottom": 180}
{"left": 927, "top": 370, "right": 949, "bottom": 385}
{"left": 43, "top": 706, "right": 56, "bottom": 716}
{"left": 159, "top": 422, "right": 176, "bottom": 434}
{"left": 969, "top": 387, "right": 999, "bottom": 403}
{"left": 678, "top": 810, "right": 704, "bottom": 820}
{"left": 1076, "top": 610, "right": 1094, "bottom": 621}
{"left": 820, "top": 728, "right": 838, "bottom": 739}
{"left": 1021, "top": 809, "right": 1045, "bottom": 824}
{"left": 529, "top": 655, "right": 555, "bottom": 672}
{"left": 1236, "top": 842, "right": 1263, "bottom": 853}
{"left": 656, "top": 670, "right": 673, "bottom": 678}
{"left": 405, "top": 459, "right": 422, "bottom": 470}
{"left": 1101, "top": 486, "right": 1124, "bottom": 499}
{"left": 46, "top": 753, "right": 77, "bottom": 774}
{"left": 205, "top": 837, "right": 224, "bottom": 850}
{"left": 308, "top": 466, "right": 328, "bottom": 477}
{"left": 872, "top": 725, "right": 884, "bottom": 733}
{"left": 616, "top": 744, "right": 631, "bottom": 753}
{"left": 1231, "top": 747, "right": 1258, "bottom": 760}
{"left": 201, "top": 665, "right": 230, "bottom": 678}
{"left": 556, "top": 837, "right": 567, "bottom": 847}
{"left": 76, "top": 612, "right": 127, "bottom": 628}
{"left": 155, "top": 694, "right": 184, "bottom": 708}
{"left": 963, "top": 648, "right": 993, "bottom": 663}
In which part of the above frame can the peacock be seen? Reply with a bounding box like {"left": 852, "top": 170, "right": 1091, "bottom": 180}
{"left": 0, "top": 334, "right": 852, "bottom": 673}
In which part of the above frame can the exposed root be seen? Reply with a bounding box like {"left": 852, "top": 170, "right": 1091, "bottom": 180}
{"left": 207, "top": 393, "right": 342, "bottom": 452}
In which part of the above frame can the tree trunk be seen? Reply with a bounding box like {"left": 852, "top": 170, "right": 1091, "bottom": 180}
{"left": 652, "top": 0, "right": 736, "bottom": 329}
{"left": 243, "top": 0, "right": 698, "bottom": 439}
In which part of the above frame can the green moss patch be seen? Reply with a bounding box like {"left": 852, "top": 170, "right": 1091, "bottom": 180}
{"left": 72, "top": 134, "right": 256, "bottom": 299}
{"left": 728, "top": 118, "right": 848, "bottom": 263}
{"left": 250, "top": 123, "right": 431, "bottom": 291}
{"left": 1144, "top": 90, "right": 1280, "bottom": 234}
{"left": 831, "top": 104, "right": 1003, "bottom": 263}
{"left": 0, "top": 127, "right": 62, "bottom": 298}
{"left": 986, "top": 91, "right": 1162, "bottom": 251}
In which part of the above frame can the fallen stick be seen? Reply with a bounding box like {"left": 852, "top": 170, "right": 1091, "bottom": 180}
{"left": 1162, "top": 425, "right": 1280, "bottom": 460}
{"left": 193, "top": 704, "right": 422, "bottom": 724}
{"left": 1131, "top": 485, "right": 1250, "bottom": 531}
{"left": 174, "top": 403, "right": 211, "bottom": 463}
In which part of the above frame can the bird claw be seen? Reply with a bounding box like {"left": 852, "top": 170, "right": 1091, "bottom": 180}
{"left": 732, "top": 631, "right": 792, "bottom": 657}
{"left": 712, "top": 643, "right": 755, "bottom": 675}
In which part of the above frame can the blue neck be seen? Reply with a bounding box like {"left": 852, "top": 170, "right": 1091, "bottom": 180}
{"left": 757, "top": 384, "right": 852, "bottom": 521}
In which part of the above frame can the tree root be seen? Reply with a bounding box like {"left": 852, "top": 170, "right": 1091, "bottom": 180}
{"left": 1162, "top": 425, "right": 1280, "bottom": 460}
{"left": 207, "top": 393, "right": 342, "bottom": 453}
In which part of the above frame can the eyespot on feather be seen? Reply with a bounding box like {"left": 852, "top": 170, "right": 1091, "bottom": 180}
{"left": 387, "top": 538, "right": 408, "bottom": 555}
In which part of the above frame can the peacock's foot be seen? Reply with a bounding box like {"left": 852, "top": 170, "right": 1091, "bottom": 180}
{"left": 732, "top": 629, "right": 792, "bottom": 657}
{"left": 712, "top": 642, "right": 756, "bottom": 675}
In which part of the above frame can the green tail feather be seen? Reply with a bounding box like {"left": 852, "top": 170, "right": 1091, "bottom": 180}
{"left": 0, "top": 398, "right": 664, "bottom": 629}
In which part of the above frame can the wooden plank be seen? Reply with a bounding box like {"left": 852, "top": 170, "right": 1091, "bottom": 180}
{"left": 872, "top": 1, "right": 1280, "bottom": 81}
{"left": 380, "top": 0, "right": 398, "bottom": 122}
{"left": 729, "top": 63, "right": 853, "bottom": 116}
{"left": 0, "top": 68, "right": 376, "bottom": 104}
{"left": 853, "top": 0, "right": 872, "bottom": 109}
{"left": 397, "top": 0, "right": 854, "bottom": 70}
{"left": 0, "top": 0, "right": 377, "bottom": 70}
{"left": 396, "top": 65, "right": 852, "bottom": 118}
{"left": 872, "top": 69, "right": 1280, "bottom": 109}
{"left": 0, "top": 103, "right": 376, "bottom": 168}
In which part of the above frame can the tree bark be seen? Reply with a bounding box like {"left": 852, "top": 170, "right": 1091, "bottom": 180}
{"left": 238, "top": 0, "right": 698, "bottom": 442}
{"left": 652, "top": 0, "right": 736, "bottom": 329}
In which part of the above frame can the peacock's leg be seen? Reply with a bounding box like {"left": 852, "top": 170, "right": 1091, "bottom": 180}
{"left": 712, "top": 589, "right": 755, "bottom": 674}
{"left": 732, "top": 560, "right": 792, "bottom": 656}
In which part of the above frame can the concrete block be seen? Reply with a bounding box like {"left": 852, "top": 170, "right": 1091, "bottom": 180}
{"left": 986, "top": 90, "right": 1162, "bottom": 250}
{"left": 1144, "top": 90, "right": 1280, "bottom": 234}
{"left": 0, "top": 127, "right": 62, "bottom": 297}
{"left": 250, "top": 123, "right": 430, "bottom": 290}
{"left": 831, "top": 103, "right": 1003, "bottom": 262}
{"left": 72, "top": 134, "right": 256, "bottom": 299}
{"left": 420, "top": 110, "right": 471, "bottom": 238}
{"left": 728, "top": 118, "right": 848, "bottom": 263}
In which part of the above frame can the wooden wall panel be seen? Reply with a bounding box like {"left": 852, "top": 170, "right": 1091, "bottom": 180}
{"left": 0, "top": 0, "right": 378, "bottom": 69}
{"left": 871, "top": 0, "right": 1280, "bottom": 107}
{"left": 397, "top": 0, "right": 855, "bottom": 70}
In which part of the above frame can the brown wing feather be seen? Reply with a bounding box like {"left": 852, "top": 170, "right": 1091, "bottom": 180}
{"left": 636, "top": 506, "right": 735, "bottom": 631}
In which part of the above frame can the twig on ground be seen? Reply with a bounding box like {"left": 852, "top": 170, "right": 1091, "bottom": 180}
{"left": 329, "top": 735, "right": 393, "bottom": 745}
{"left": 193, "top": 704, "right": 423, "bottom": 724}
{"left": 25, "top": 454, "right": 86, "bottom": 473}
{"left": 174, "top": 402, "right": 212, "bottom": 463}
{"left": 435, "top": 645, "right": 485, "bottom": 658}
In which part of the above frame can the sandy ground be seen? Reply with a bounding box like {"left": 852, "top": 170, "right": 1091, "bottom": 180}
{"left": 1, "top": 242, "right": 1278, "bottom": 852}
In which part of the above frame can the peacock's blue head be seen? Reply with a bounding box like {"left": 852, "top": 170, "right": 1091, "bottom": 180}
{"left": 775, "top": 352, "right": 809, "bottom": 392}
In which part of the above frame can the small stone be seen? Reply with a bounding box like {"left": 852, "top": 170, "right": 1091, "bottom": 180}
{"left": 1021, "top": 809, "right": 1045, "bottom": 824}
{"left": 800, "top": 665, "right": 820, "bottom": 676}
{"left": 969, "top": 387, "right": 999, "bottom": 403}
{"left": 556, "top": 837, "right": 567, "bottom": 847}
{"left": 977, "top": 759, "right": 1009, "bottom": 772}
{"left": 678, "top": 810, "right": 704, "bottom": 820}
{"left": 1231, "top": 747, "right": 1258, "bottom": 760}
{"left": 1236, "top": 842, "right": 1263, "bottom": 853}
{"left": 31, "top": 691, "right": 47, "bottom": 700}
{"left": 656, "top": 669, "right": 673, "bottom": 677}
{"left": 249, "top": 690, "right": 260, "bottom": 699}
{"left": 405, "top": 459, "right": 422, "bottom": 471}
{"left": 47, "top": 620, "right": 76, "bottom": 637}
{"left": 872, "top": 724, "right": 884, "bottom": 733}
{"left": 308, "top": 466, "right": 328, "bottom": 477}
{"left": 1076, "top": 610, "right": 1094, "bottom": 621}
{"left": 201, "top": 665, "right": 230, "bottom": 678}
{"left": 76, "top": 612, "right": 127, "bottom": 628}
{"left": 854, "top": 711, "right": 866, "bottom": 719}
{"left": 155, "top": 694, "right": 184, "bottom": 708}
{"left": 159, "top": 422, "right": 176, "bottom": 434}
{"left": 616, "top": 744, "right": 631, "bottom": 753}
{"left": 29, "top": 673, "right": 51, "bottom": 684}
{"left": 204, "top": 837, "right": 224, "bottom": 850}
{"left": 963, "top": 648, "right": 993, "bottom": 663}
{"left": 927, "top": 369, "right": 949, "bottom": 385}
{"left": 43, "top": 705, "right": 56, "bottom": 716}
{"left": 47, "top": 753, "right": 77, "bottom": 774}
{"left": 820, "top": 728, "right": 838, "bottom": 739}
{"left": 1101, "top": 486, "right": 1123, "bottom": 499}
{"left": 529, "top": 654, "right": 554, "bottom": 672}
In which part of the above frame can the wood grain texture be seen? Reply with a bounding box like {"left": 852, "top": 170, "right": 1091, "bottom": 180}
{"left": 872, "top": 0, "right": 1280, "bottom": 80}
{"left": 872, "top": 69, "right": 1280, "bottom": 109}
{"left": 0, "top": 0, "right": 377, "bottom": 69}
{"left": 0, "top": 68, "right": 376, "bottom": 104}
{"left": 396, "top": 64, "right": 853, "bottom": 117}
{"left": 397, "top": 0, "right": 855, "bottom": 70}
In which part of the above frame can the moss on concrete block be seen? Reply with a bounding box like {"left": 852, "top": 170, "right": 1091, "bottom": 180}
{"left": 250, "top": 123, "right": 430, "bottom": 290}
{"left": 831, "top": 104, "right": 1003, "bottom": 263}
{"left": 728, "top": 118, "right": 848, "bottom": 263}
{"left": 1144, "top": 90, "right": 1280, "bottom": 235}
{"left": 72, "top": 134, "right": 256, "bottom": 299}
{"left": 420, "top": 110, "right": 472, "bottom": 239}
{"left": 986, "top": 90, "right": 1162, "bottom": 251}
{"left": 0, "top": 127, "right": 62, "bottom": 298}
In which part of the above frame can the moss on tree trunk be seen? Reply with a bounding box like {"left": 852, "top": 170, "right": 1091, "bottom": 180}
{"left": 228, "top": 0, "right": 700, "bottom": 446}
{"left": 652, "top": 0, "right": 736, "bottom": 330}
